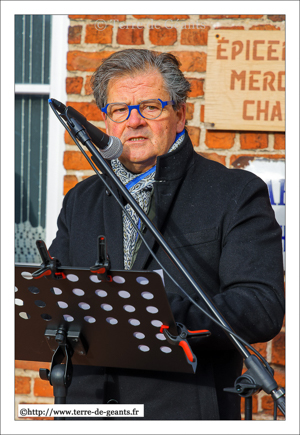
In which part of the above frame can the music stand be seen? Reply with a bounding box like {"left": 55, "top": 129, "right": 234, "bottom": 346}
{"left": 15, "top": 263, "right": 198, "bottom": 416}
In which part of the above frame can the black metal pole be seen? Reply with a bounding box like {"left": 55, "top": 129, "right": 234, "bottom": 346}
{"left": 244, "top": 397, "right": 252, "bottom": 420}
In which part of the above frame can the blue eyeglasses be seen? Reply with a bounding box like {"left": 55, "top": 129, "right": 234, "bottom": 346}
{"left": 101, "top": 99, "right": 175, "bottom": 123}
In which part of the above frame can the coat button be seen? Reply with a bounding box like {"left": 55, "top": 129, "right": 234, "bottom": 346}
{"left": 107, "top": 399, "right": 118, "bottom": 404}
{"left": 105, "top": 189, "right": 111, "bottom": 196}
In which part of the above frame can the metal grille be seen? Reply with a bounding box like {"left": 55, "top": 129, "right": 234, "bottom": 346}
{"left": 15, "top": 15, "right": 52, "bottom": 263}
{"left": 15, "top": 15, "right": 51, "bottom": 85}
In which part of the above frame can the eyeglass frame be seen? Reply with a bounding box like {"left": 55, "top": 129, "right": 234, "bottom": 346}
{"left": 101, "top": 98, "right": 176, "bottom": 123}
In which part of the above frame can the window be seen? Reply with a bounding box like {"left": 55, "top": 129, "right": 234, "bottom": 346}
{"left": 15, "top": 15, "right": 68, "bottom": 263}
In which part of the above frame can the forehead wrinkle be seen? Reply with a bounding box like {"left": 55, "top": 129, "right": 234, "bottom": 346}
{"left": 107, "top": 71, "right": 168, "bottom": 104}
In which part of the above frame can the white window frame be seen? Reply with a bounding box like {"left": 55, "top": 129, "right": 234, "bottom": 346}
{"left": 15, "top": 15, "right": 69, "bottom": 248}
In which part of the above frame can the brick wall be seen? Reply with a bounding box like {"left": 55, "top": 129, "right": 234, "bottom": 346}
{"left": 15, "top": 14, "right": 285, "bottom": 421}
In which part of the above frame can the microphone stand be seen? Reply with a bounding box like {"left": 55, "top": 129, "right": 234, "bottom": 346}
{"left": 56, "top": 111, "right": 285, "bottom": 419}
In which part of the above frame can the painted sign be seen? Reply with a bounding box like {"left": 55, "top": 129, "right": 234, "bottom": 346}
{"left": 205, "top": 30, "right": 285, "bottom": 131}
{"left": 244, "top": 159, "right": 285, "bottom": 269}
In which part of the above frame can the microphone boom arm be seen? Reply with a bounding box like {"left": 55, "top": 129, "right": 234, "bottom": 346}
{"left": 50, "top": 99, "right": 285, "bottom": 419}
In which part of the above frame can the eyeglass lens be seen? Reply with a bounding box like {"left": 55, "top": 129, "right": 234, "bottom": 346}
{"left": 107, "top": 100, "right": 163, "bottom": 122}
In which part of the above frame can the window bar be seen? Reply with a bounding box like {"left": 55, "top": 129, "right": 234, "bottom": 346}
{"left": 41, "top": 15, "right": 46, "bottom": 84}
{"left": 21, "top": 15, "right": 25, "bottom": 84}
{"left": 26, "top": 97, "right": 32, "bottom": 222}
{"left": 29, "top": 15, "right": 33, "bottom": 84}
{"left": 38, "top": 98, "right": 44, "bottom": 228}
{"left": 20, "top": 98, "right": 25, "bottom": 223}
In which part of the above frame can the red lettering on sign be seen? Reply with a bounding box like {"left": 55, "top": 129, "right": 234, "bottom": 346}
{"left": 249, "top": 71, "right": 261, "bottom": 91}
{"left": 263, "top": 72, "right": 276, "bottom": 91}
{"left": 216, "top": 37, "right": 229, "bottom": 59}
{"left": 271, "top": 101, "right": 282, "bottom": 121}
{"left": 230, "top": 70, "right": 246, "bottom": 90}
{"left": 267, "top": 40, "right": 280, "bottom": 61}
{"left": 253, "top": 40, "right": 265, "bottom": 60}
{"left": 243, "top": 100, "right": 255, "bottom": 120}
{"left": 256, "top": 101, "right": 270, "bottom": 121}
{"left": 278, "top": 72, "right": 285, "bottom": 91}
{"left": 231, "top": 41, "right": 243, "bottom": 60}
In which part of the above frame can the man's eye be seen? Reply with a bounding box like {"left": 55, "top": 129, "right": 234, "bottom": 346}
{"left": 144, "top": 104, "right": 160, "bottom": 111}
{"left": 112, "top": 107, "right": 127, "bottom": 114}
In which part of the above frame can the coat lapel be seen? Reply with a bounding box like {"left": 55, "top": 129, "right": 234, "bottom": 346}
{"left": 131, "top": 178, "right": 183, "bottom": 270}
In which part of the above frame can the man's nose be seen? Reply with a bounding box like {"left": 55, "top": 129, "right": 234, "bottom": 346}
{"left": 126, "top": 108, "right": 147, "bottom": 127}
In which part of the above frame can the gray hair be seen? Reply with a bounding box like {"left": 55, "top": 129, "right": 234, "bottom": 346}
{"left": 90, "top": 49, "right": 191, "bottom": 110}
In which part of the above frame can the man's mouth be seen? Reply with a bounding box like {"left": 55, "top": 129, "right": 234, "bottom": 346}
{"left": 128, "top": 137, "right": 147, "bottom": 142}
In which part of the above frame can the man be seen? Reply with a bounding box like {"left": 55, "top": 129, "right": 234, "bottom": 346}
{"left": 49, "top": 49, "right": 285, "bottom": 419}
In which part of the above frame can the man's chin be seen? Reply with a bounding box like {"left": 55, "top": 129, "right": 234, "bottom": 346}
{"left": 119, "top": 154, "right": 156, "bottom": 174}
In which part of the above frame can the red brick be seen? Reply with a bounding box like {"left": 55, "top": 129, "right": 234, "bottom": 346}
{"left": 85, "top": 24, "right": 113, "bottom": 44}
{"left": 15, "top": 376, "right": 31, "bottom": 395}
{"left": 199, "top": 15, "right": 240, "bottom": 19}
{"left": 67, "top": 51, "right": 115, "bottom": 72}
{"left": 15, "top": 360, "right": 51, "bottom": 371}
{"left": 186, "top": 126, "right": 200, "bottom": 147}
{"left": 185, "top": 103, "right": 194, "bottom": 121}
{"left": 267, "top": 15, "right": 285, "bottom": 22}
{"left": 64, "top": 175, "right": 78, "bottom": 195}
{"left": 273, "top": 367, "right": 285, "bottom": 388}
{"left": 200, "top": 105, "right": 205, "bottom": 122}
{"left": 69, "top": 15, "right": 126, "bottom": 21}
{"left": 65, "top": 130, "right": 74, "bottom": 145}
{"left": 240, "top": 133, "right": 268, "bottom": 150}
{"left": 250, "top": 24, "right": 280, "bottom": 30}
{"left": 215, "top": 26, "right": 245, "bottom": 30}
{"left": 170, "top": 51, "right": 206, "bottom": 72}
{"left": 274, "top": 133, "right": 285, "bottom": 150}
{"left": 251, "top": 342, "right": 267, "bottom": 359}
{"left": 85, "top": 75, "right": 93, "bottom": 95}
{"left": 198, "top": 152, "right": 226, "bottom": 166}
{"left": 149, "top": 27, "right": 177, "bottom": 46}
{"left": 230, "top": 154, "right": 285, "bottom": 168}
{"left": 271, "top": 332, "right": 285, "bottom": 366}
{"left": 187, "top": 78, "right": 204, "bottom": 97}
{"left": 132, "top": 15, "right": 189, "bottom": 20}
{"left": 198, "top": 15, "right": 263, "bottom": 19}
{"left": 205, "top": 131, "right": 235, "bottom": 149}
{"left": 34, "top": 378, "right": 54, "bottom": 397}
{"left": 66, "top": 101, "right": 102, "bottom": 121}
{"left": 261, "top": 395, "right": 284, "bottom": 416}
{"left": 68, "top": 25, "right": 82, "bottom": 44}
{"left": 240, "top": 395, "right": 258, "bottom": 414}
{"left": 64, "top": 151, "right": 93, "bottom": 170}
{"left": 117, "top": 27, "right": 144, "bottom": 45}
{"left": 66, "top": 77, "right": 83, "bottom": 94}
{"left": 239, "top": 15, "right": 264, "bottom": 19}
{"left": 181, "top": 27, "right": 210, "bottom": 46}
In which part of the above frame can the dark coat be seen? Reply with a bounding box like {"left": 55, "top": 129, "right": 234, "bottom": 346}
{"left": 49, "top": 132, "right": 285, "bottom": 420}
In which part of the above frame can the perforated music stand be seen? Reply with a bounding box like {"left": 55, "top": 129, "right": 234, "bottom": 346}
{"left": 15, "top": 264, "right": 196, "bottom": 376}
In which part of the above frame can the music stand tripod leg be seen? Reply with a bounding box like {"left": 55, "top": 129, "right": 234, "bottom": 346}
{"left": 39, "top": 328, "right": 73, "bottom": 420}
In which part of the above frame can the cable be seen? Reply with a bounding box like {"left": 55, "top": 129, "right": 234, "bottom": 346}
{"left": 49, "top": 101, "right": 274, "bottom": 376}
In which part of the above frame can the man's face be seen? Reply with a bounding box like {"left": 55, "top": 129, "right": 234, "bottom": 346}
{"left": 103, "top": 70, "right": 186, "bottom": 173}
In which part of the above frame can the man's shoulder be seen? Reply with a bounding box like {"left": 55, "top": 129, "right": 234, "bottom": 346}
{"left": 193, "top": 152, "right": 262, "bottom": 186}
{"left": 64, "top": 174, "right": 105, "bottom": 201}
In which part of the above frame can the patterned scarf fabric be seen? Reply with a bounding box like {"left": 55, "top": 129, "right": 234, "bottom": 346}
{"left": 111, "top": 131, "right": 185, "bottom": 269}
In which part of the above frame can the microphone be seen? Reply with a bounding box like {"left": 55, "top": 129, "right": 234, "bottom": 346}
{"left": 49, "top": 98, "right": 123, "bottom": 160}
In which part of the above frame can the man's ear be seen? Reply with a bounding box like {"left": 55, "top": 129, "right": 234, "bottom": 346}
{"left": 176, "top": 103, "right": 186, "bottom": 133}
{"left": 102, "top": 112, "right": 109, "bottom": 131}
